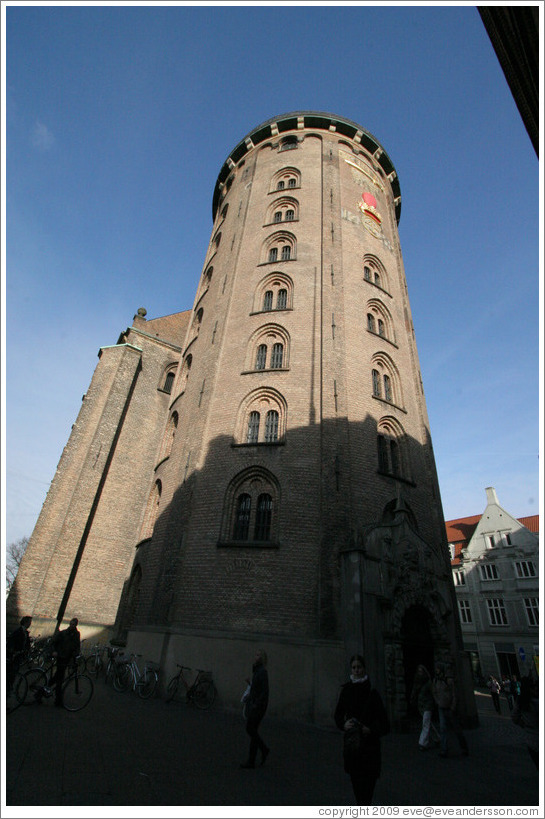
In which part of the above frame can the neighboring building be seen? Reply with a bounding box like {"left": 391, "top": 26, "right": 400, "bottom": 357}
{"left": 8, "top": 111, "right": 477, "bottom": 727}
{"left": 447, "top": 487, "right": 539, "bottom": 683}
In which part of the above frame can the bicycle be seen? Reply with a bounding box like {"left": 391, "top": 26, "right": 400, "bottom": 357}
{"left": 6, "top": 670, "right": 28, "bottom": 713}
{"left": 24, "top": 660, "right": 94, "bottom": 712}
{"left": 113, "top": 653, "right": 159, "bottom": 699}
{"left": 104, "top": 646, "right": 124, "bottom": 685}
{"left": 166, "top": 664, "right": 216, "bottom": 709}
{"left": 86, "top": 643, "right": 107, "bottom": 677}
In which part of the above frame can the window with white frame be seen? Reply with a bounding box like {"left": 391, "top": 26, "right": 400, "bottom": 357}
{"left": 515, "top": 560, "right": 537, "bottom": 578}
{"left": 485, "top": 533, "right": 496, "bottom": 549}
{"left": 458, "top": 599, "right": 472, "bottom": 624}
{"left": 486, "top": 598, "right": 508, "bottom": 626}
{"left": 523, "top": 598, "right": 539, "bottom": 627}
{"left": 453, "top": 570, "right": 466, "bottom": 586}
{"left": 479, "top": 563, "right": 499, "bottom": 581}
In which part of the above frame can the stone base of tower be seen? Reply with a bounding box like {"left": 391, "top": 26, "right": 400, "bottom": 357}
{"left": 124, "top": 626, "right": 346, "bottom": 725}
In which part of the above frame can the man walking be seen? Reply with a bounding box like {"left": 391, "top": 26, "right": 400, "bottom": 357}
{"left": 50, "top": 618, "right": 81, "bottom": 706}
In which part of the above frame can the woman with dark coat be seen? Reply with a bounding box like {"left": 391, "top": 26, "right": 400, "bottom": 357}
{"left": 240, "top": 649, "right": 270, "bottom": 769}
{"left": 334, "top": 655, "right": 390, "bottom": 805}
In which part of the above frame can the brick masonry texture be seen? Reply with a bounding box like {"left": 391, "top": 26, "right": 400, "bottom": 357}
{"left": 8, "top": 114, "right": 473, "bottom": 726}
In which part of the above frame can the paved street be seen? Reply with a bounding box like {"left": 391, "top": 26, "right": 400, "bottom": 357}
{"left": 4, "top": 681, "right": 540, "bottom": 812}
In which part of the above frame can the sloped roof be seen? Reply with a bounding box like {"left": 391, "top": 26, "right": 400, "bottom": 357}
{"left": 446, "top": 513, "right": 539, "bottom": 566}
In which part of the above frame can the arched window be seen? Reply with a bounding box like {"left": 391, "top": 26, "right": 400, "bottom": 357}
{"left": 158, "top": 411, "right": 178, "bottom": 463}
{"left": 372, "top": 369, "right": 381, "bottom": 397}
{"left": 270, "top": 343, "right": 284, "bottom": 369}
{"left": 366, "top": 298, "right": 394, "bottom": 343}
{"left": 179, "top": 354, "right": 192, "bottom": 393}
{"left": 220, "top": 466, "right": 280, "bottom": 545}
{"left": 253, "top": 273, "right": 293, "bottom": 314}
{"left": 279, "top": 135, "right": 298, "bottom": 151}
{"left": 247, "top": 325, "right": 290, "bottom": 372}
{"left": 264, "top": 410, "right": 279, "bottom": 442}
{"left": 141, "top": 479, "right": 162, "bottom": 541}
{"left": 266, "top": 197, "right": 299, "bottom": 225}
{"left": 383, "top": 374, "right": 392, "bottom": 402}
{"left": 363, "top": 255, "right": 389, "bottom": 292}
{"left": 247, "top": 411, "right": 260, "bottom": 443}
{"left": 236, "top": 387, "right": 287, "bottom": 446}
{"left": 371, "top": 352, "right": 402, "bottom": 407}
{"left": 254, "top": 494, "right": 273, "bottom": 540}
{"left": 162, "top": 370, "right": 175, "bottom": 394}
{"left": 262, "top": 228, "right": 296, "bottom": 264}
{"left": 271, "top": 168, "right": 301, "bottom": 193}
{"left": 377, "top": 417, "right": 409, "bottom": 480}
{"left": 233, "top": 494, "right": 251, "bottom": 540}
{"left": 255, "top": 345, "right": 267, "bottom": 370}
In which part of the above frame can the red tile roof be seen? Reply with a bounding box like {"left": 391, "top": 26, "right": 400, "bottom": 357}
{"left": 445, "top": 513, "right": 539, "bottom": 565}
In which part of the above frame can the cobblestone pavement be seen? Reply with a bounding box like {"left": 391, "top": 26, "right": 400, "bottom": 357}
{"left": 4, "top": 681, "right": 540, "bottom": 812}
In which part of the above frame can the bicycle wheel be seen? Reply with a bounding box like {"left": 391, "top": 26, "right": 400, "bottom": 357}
{"left": 166, "top": 677, "right": 180, "bottom": 703}
{"left": 113, "top": 662, "right": 132, "bottom": 692}
{"left": 138, "top": 669, "right": 158, "bottom": 699}
{"left": 23, "top": 668, "right": 48, "bottom": 704}
{"left": 194, "top": 680, "right": 216, "bottom": 710}
{"left": 7, "top": 672, "right": 28, "bottom": 713}
{"left": 86, "top": 654, "right": 102, "bottom": 677}
{"left": 62, "top": 673, "right": 94, "bottom": 711}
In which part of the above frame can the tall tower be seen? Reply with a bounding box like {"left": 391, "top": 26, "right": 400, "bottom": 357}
{"left": 122, "top": 112, "right": 475, "bottom": 726}
{"left": 8, "top": 112, "right": 477, "bottom": 727}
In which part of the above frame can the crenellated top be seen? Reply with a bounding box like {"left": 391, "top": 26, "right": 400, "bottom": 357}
{"left": 212, "top": 111, "right": 401, "bottom": 224}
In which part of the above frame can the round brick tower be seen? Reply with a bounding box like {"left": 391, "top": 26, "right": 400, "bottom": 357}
{"left": 118, "top": 112, "right": 476, "bottom": 726}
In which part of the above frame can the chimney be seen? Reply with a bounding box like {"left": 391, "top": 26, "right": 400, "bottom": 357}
{"left": 485, "top": 487, "right": 499, "bottom": 506}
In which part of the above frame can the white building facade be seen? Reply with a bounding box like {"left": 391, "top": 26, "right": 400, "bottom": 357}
{"left": 448, "top": 487, "right": 539, "bottom": 683}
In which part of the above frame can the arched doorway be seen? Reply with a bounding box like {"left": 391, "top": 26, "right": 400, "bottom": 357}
{"left": 401, "top": 605, "right": 435, "bottom": 714}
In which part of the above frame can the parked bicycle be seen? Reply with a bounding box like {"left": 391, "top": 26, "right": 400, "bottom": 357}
{"left": 166, "top": 664, "right": 216, "bottom": 709}
{"left": 104, "top": 646, "right": 124, "bottom": 685}
{"left": 86, "top": 643, "right": 108, "bottom": 677}
{"left": 24, "top": 659, "right": 94, "bottom": 712}
{"left": 6, "top": 670, "right": 28, "bottom": 714}
{"left": 113, "top": 653, "right": 159, "bottom": 699}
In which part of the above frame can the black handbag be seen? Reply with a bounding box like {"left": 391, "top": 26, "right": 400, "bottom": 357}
{"left": 343, "top": 723, "right": 364, "bottom": 754}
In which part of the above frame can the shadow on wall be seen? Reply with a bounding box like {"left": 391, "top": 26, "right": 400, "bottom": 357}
{"left": 120, "top": 413, "right": 447, "bottom": 640}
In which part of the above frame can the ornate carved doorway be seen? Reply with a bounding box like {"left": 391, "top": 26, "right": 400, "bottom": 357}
{"left": 401, "top": 605, "right": 435, "bottom": 714}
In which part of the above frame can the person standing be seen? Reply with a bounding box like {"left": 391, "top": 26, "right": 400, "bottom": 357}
{"left": 240, "top": 649, "right": 270, "bottom": 769}
{"left": 486, "top": 675, "right": 502, "bottom": 714}
{"left": 432, "top": 662, "right": 469, "bottom": 758}
{"left": 334, "top": 655, "right": 390, "bottom": 805}
{"left": 6, "top": 616, "right": 32, "bottom": 690}
{"left": 511, "top": 676, "right": 539, "bottom": 770}
{"left": 49, "top": 618, "right": 81, "bottom": 706}
{"left": 501, "top": 675, "right": 513, "bottom": 710}
{"left": 410, "top": 664, "right": 437, "bottom": 751}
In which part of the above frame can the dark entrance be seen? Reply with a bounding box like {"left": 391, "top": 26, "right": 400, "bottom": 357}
{"left": 401, "top": 605, "right": 435, "bottom": 715}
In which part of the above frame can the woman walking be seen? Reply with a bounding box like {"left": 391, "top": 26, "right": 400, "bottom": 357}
{"left": 240, "top": 649, "right": 270, "bottom": 769}
{"left": 410, "top": 664, "right": 437, "bottom": 751}
{"left": 334, "top": 655, "right": 389, "bottom": 805}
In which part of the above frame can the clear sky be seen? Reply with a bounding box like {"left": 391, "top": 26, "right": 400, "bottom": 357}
{"left": 3, "top": 1, "right": 541, "bottom": 548}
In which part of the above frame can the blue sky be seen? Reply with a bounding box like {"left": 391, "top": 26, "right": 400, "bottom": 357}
{"left": 3, "top": 2, "right": 541, "bottom": 548}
